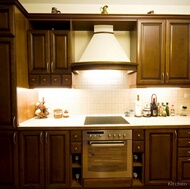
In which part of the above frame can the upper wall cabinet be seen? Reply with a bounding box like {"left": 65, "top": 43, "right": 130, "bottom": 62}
{"left": 137, "top": 19, "right": 190, "bottom": 86}
{"left": 166, "top": 20, "right": 190, "bottom": 85}
{"left": 137, "top": 19, "right": 166, "bottom": 85}
{"left": 28, "top": 30, "right": 72, "bottom": 87}
{"left": 0, "top": 5, "right": 15, "bottom": 36}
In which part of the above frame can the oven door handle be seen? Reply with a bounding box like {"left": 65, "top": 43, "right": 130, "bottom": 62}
{"left": 89, "top": 141, "right": 125, "bottom": 147}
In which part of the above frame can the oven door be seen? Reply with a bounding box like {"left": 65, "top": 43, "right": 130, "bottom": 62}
{"left": 83, "top": 140, "right": 132, "bottom": 179}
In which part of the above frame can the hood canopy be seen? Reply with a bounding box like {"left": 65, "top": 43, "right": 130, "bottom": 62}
{"left": 72, "top": 25, "right": 138, "bottom": 72}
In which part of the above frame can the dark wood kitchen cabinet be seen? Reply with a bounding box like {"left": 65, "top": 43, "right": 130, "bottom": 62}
{"left": 28, "top": 30, "right": 72, "bottom": 87}
{"left": 177, "top": 129, "right": 190, "bottom": 182}
{"left": 0, "top": 131, "right": 18, "bottom": 189}
{"left": 145, "top": 129, "right": 177, "bottom": 185}
{"left": 138, "top": 19, "right": 190, "bottom": 86}
{"left": 19, "top": 130, "right": 69, "bottom": 189}
{"left": 166, "top": 20, "right": 190, "bottom": 85}
{"left": 0, "top": 37, "right": 17, "bottom": 128}
{"left": 0, "top": 4, "right": 29, "bottom": 128}
{"left": 0, "top": 5, "right": 15, "bottom": 36}
{"left": 137, "top": 19, "right": 166, "bottom": 85}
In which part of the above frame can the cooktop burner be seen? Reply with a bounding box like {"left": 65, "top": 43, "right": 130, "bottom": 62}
{"left": 84, "top": 116, "right": 129, "bottom": 125}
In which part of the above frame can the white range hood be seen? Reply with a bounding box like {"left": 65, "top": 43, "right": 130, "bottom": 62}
{"left": 71, "top": 25, "right": 138, "bottom": 72}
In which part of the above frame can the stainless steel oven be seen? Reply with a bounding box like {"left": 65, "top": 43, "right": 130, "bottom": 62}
{"left": 82, "top": 130, "right": 132, "bottom": 187}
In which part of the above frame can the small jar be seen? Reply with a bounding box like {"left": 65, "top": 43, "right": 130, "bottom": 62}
{"left": 54, "top": 109, "right": 63, "bottom": 118}
{"left": 143, "top": 105, "right": 151, "bottom": 117}
{"left": 63, "top": 110, "right": 69, "bottom": 118}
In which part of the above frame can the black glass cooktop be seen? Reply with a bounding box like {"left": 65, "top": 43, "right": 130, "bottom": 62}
{"left": 84, "top": 116, "right": 129, "bottom": 125}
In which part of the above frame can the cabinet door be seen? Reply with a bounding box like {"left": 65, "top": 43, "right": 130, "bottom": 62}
{"left": 0, "top": 5, "right": 15, "bottom": 36}
{"left": 166, "top": 20, "right": 190, "bottom": 84}
{"left": 178, "top": 157, "right": 190, "bottom": 182}
{"left": 19, "top": 131, "right": 44, "bottom": 189}
{"left": 50, "top": 30, "right": 71, "bottom": 74}
{"left": 45, "top": 131, "right": 69, "bottom": 189}
{"left": 28, "top": 30, "right": 50, "bottom": 74}
{"left": 145, "top": 129, "right": 177, "bottom": 185}
{"left": 0, "top": 38, "right": 17, "bottom": 128}
{"left": 0, "top": 131, "right": 18, "bottom": 189}
{"left": 137, "top": 20, "right": 166, "bottom": 85}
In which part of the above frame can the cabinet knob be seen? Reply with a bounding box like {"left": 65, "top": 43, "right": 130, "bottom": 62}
{"left": 32, "top": 78, "right": 35, "bottom": 81}
{"left": 137, "top": 134, "right": 141, "bottom": 137}
{"left": 74, "top": 135, "right": 78, "bottom": 138}
{"left": 137, "top": 146, "right": 140, "bottom": 149}
{"left": 75, "top": 147, "right": 78, "bottom": 151}
{"left": 43, "top": 78, "right": 46, "bottom": 82}
{"left": 64, "top": 78, "right": 68, "bottom": 82}
{"left": 54, "top": 78, "right": 57, "bottom": 82}
{"left": 188, "top": 151, "right": 190, "bottom": 154}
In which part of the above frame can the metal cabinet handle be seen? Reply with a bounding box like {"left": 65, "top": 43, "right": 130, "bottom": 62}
{"left": 51, "top": 62, "right": 54, "bottom": 73}
{"left": 47, "top": 62, "right": 50, "bottom": 73}
{"left": 45, "top": 132, "right": 48, "bottom": 144}
{"left": 40, "top": 132, "right": 43, "bottom": 144}
{"left": 13, "top": 132, "right": 17, "bottom": 144}
{"left": 174, "top": 130, "right": 177, "bottom": 141}
{"left": 166, "top": 72, "right": 169, "bottom": 83}
{"left": 13, "top": 116, "right": 16, "bottom": 128}
{"left": 162, "top": 73, "right": 164, "bottom": 83}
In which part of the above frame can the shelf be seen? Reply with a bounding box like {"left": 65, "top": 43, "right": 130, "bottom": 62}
{"left": 132, "top": 179, "right": 143, "bottom": 186}
{"left": 133, "top": 162, "right": 142, "bottom": 167}
{"left": 72, "top": 163, "right": 81, "bottom": 168}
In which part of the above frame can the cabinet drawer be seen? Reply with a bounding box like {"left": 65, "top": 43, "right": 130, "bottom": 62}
{"left": 133, "top": 141, "right": 144, "bottom": 152}
{"left": 178, "top": 148, "right": 190, "bottom": 157}
{"left": 178, "top": 129, "right": 190, "bottom": 138}
{"left": 29, "top": 75, "right": 40, "bottom": 86}
{"left": 70, "top": 131, "right": 82, "bottom": 142}
{"left": 40, "top": 75, "right": 50, "bottom": 86}
{"left": 62, "top": 75, "right": 72, "bottom": 87}
{"left": 71, "top": 142, "right": 81, "bottom": 154}
{"left": 178, "top": 138, "right": 190, "bottom": 147}
{"left": 133, "top": 129, "right": 144, "bottom": 140}
{"left": 51, "top": 75, "right": 61, "bottom": 86}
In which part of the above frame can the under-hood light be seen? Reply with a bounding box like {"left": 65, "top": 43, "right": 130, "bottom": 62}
{"left": 72, "top": 25, "right": 138, "bottom": 73}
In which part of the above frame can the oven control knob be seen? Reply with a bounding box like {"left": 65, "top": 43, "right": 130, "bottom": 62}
{"left": 99, "top": 134, "right": 102, "bottom": 138}
{"left": 89, "top": 134, "right": 92, "bottom": 138}
{"left": 113, "top": 134, "right": 116, "bottom": 137}
{"left": 123, "top": 134, "right": 126, "bottom": 138}
{"left": 118, "top": 134, "right": 121, "bottom": 138}
{"left": 108, "top": 134, "right": 112, "bottom": 137}
{"left": 94, "top": 135, "right": 97, "bottom": 138}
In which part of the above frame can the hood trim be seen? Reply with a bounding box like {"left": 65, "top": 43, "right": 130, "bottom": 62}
{"left": 71, "top": 61, "right": 138, "bottom": 73}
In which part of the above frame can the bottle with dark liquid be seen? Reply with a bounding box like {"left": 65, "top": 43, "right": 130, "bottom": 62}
{"left": 151, "top": 94, "right": 158, "bottom": 117}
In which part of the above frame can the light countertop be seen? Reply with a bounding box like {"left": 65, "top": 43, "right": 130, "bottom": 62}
{"left": 19, "top": 114, "right": 190, "bottom": 128}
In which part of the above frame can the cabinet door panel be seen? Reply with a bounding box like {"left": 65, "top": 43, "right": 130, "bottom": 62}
{"left": 145, "top": 129, "right": 177, "bottom": 185}
{"left": 0, "top": 38, "right": 16, "bottom": 127}
{"left": 166, "top": 20, "right": 190, "bottom": 84}
{"left": 0, "top": 5, "right": 15, "bottom": 36}
{"left": 45, "top": 131, "right": 69, "bottom": 189}
{"left": 19, "top": 131, "right": 44, "bottom": 189}
{"left": 0, "top": 131, "right": 18, "bottom": 189}
{"left": 28, "top": 30, "right": 50, "bottom": 74}
{"left": 50, "top": 31, "right": 71, "bottom": 74}
{"left": 138, "top": 20, "right": 165, "bottom": 85}
{"left": 178, "top": 157, "right": 190, "bottom": 182}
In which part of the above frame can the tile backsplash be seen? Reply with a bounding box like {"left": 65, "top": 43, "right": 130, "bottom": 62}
{"left": 38, "top": 71, "right": 190, "bottom": 116}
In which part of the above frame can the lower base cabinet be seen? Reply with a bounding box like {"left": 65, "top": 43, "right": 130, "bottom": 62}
{"left": 145, "top": 129, "right": 177, "bottom": 185}
{"left": 19, "top": 130, "right": 69, "bottom": 189}
{"left": 0, "top": 131, "right": 18, "bottom": 189}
